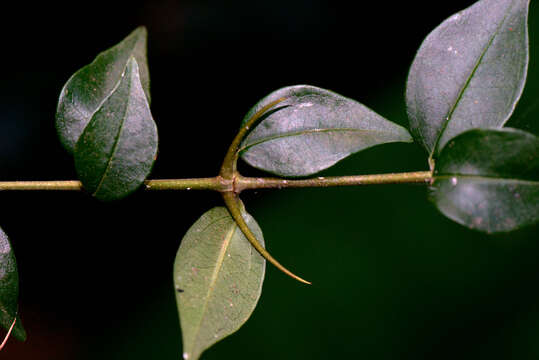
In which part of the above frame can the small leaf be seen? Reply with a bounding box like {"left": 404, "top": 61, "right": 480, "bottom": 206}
{"left": 0, "top": 228, "right": 26, "bottom": 342}
{"left": 74, "top": 58, "right": 158, "bottom": 201}
{"left": 239, "top": 85, "right": 412, "bottom": 177}
{"left": 174, "top": 207, "right": 266, "bottom": 360}
{"left": 430, "top": 128, "right": 538, "bottom": 233}
{"left": 56, "top": 26, "right": 150, "bottom": 154}
{"left": 406, "top": 0, "right": 530, "bottom": 157}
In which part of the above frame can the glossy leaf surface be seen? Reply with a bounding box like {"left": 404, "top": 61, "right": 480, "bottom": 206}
{"left": 174, "top": 207, "right": 265, "bottom": 360}
{"left": 0, "top": 228, "right": 26, "bottom": 341}
{"left": 431, "top": 128, "right": 538, "bottom": 233}
{"left": 406, "top": 0, "right": 530, "bottom": 157}
{"left": 240, "top": 85, "right": 412, "bottom": 177}
{"left": 75, "top": 58, "right": 158, "bottom": 201}
{"left": 56, "top": 27, "right": 150, "bottom": 154}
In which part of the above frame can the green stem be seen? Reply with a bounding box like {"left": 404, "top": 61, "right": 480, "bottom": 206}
{"left": 0, "top": 178, "right": 230, "bottom": 192}
{"left": 144, "top": 177, "right": 231, "bottom": 191}
{"left": 235, "top": 171, "right": 433, "bottom": 192}
{"left": 0, "top": 181, "right": 83, "bottom": 191}
{"left": 0, "top": 171, "right": 433, "bottom": 192}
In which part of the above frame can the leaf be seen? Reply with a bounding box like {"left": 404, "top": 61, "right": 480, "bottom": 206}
{"left": 430, "top": 128, "right": 538, "bottom": 233}
{"left": 56, "top": 26, "right": 150, "bottom": 154}
{"left": 74, "top": 58, "right": 158, "bottom": 201}
{"left": 239, "top": 85, "right": 412, "bottom": 177}
{"left": 406, "top": 0, "right": 530, "bottom": 158}
{"left": 174, "top": 207, "right": 266, "bottom": 360}
{"left": 0, "top": 227, "right": 26, "bottom": 342}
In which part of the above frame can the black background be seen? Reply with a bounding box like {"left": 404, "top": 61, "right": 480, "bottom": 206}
{"left": 1, "top": 1, "right": 538, "bottom": 359}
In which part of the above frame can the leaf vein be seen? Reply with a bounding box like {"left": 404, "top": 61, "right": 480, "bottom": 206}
{"left": 241, "top": 127, "right": 406, "bottom": 153}
{"left": 190, "top": 219, "right": 237, "bottom": 355}
{"left": 93, "top": 75, "right": 132, "bottom": 196}
{"left": 432, "top": 2, "right": 515, "bottom": 156}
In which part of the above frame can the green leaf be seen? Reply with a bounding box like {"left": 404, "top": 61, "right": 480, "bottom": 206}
{"left": 430, "top": 128, "right": 538, "bottom": 233}
{"left": 74, "top": 58, "right": 158, "bottom": 201}
{"left": 406, "top": 0, "right": 530, "bottom": 158}
{"left": 239, "top": 85, "right": 412, "bottom": 177}
{"left": 174, "top": 207, "right": 266, "bottom": 360}
{"left": 56, "top": 26, "right": 150, "bottom": 154}
{"left": 0, "top": 227, "right": 26, "bottom": 342}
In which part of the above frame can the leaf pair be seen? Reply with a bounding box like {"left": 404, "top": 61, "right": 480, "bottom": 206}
{"left": 56, "top": 27, "right": 158, "bottom": 201}
{"left": 173, "top": 49, "right": 414, "bottom": 360}
{"left": 405, "top": 0, "right": 537, "bottom": 232}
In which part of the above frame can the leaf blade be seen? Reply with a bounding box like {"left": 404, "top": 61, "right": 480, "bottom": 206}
{"left": 56, "top": 26, "right": 151, "bottom": 154}
{"left": 0, "top": 227, "right": 26, "bottom": 342}
{"left": 430, "top": 128, "right": 539, "bottom": 233}
{"left": 74, "top": 57, "right": 158, "bottom": 201}
{"left": 174, "top": 207, "right": 265, "bottom": 360}
{"left": 406, "top": 0, "right": 530, "bottom": 157}
{"left": 240, "top": 85, "right": 412, "bottom": 177}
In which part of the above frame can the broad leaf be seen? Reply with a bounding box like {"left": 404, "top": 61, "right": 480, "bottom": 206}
{"left": 406, "top": 0, "right": 530, "bottom": 158}
{"left": 0, "top": 227, "right": 26, "bottom": 341}
{"left": 240, "top": 85, "right": 412, "bottom": 177}
{"left": 430, "top": 128, "right": 538, "bottom": 233}
{"left": 174, "top": 207, "right": 266, "bottom": 360}
{"left": 56, "top": 27, "right": 150, "bottom": 154}
{"left": 74, "top": 58, "right": 158, "bottom": 201}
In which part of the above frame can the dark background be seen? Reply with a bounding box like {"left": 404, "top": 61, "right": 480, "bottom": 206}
{"left": 1, "top": 1, "right": 538, "bottom": 359}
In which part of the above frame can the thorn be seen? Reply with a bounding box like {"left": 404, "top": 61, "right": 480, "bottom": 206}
{"left": 243, "top": 97, "right": 287, "bottom": 132}
{"left": 222, "top": 192, "right": 311, "bottom": 285}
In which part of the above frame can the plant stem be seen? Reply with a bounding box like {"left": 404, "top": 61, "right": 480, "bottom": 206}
{"left": 0, "top": 171, "right": 433, "bottom": 192}
{"left": 0, "top": 181, "right": 83, "bottom": 191}
{"left": 234, "top": 171, "right": 433, "bottom": 191}
{"left": 0, "top": 178, "right": 229, "bottom": 192}
{"left": 144, "top": 177, "right": 231, "bottom": 191}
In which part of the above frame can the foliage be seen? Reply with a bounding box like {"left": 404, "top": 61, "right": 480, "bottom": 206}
{"left": 0, "top": 0, "right": 537, "bottom": 358}
{"left": 239, "top": 85, "right": 412, "bottom": 177}
{"left": 431, "top": 128, "right": 538, "bottom": 233}
{"left": 174, "top": 207, "right": 265, "bottom": 360}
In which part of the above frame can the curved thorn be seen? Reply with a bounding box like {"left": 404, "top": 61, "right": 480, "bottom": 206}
{"left": 222, "top": 192, "right": 311, "bottom": 285}
{"left": 0, "top": 316, "right": 16, "bottom": 351}
{"left": 220, "top": 97, "right": 287, "bottom": 179}
{"left": 242, "top": 97, "right": 288, "bottom": 132}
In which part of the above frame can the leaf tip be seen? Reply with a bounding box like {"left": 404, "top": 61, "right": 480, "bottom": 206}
{"left": 130, "top": 25, "right": 148, "bottom": 41}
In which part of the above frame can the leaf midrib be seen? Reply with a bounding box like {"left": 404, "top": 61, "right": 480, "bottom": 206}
{"left": 92, "top": 73, "right": 132, "bottom": 196}
{"left": 432, "top": 0, "right": 516, "bottom": 157}
{"left": 189, "top": 219, "right": 237, "bottom": 356}
{"left": 241, "top": 127, "right": 408, "bottom": 152}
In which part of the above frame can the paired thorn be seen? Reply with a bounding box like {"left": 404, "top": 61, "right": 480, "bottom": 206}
{"left": 222, "top": 192, "right": 311, "bottom": 285}
{"left": 220, "top": 95, "right": 311, "bottom": 285}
